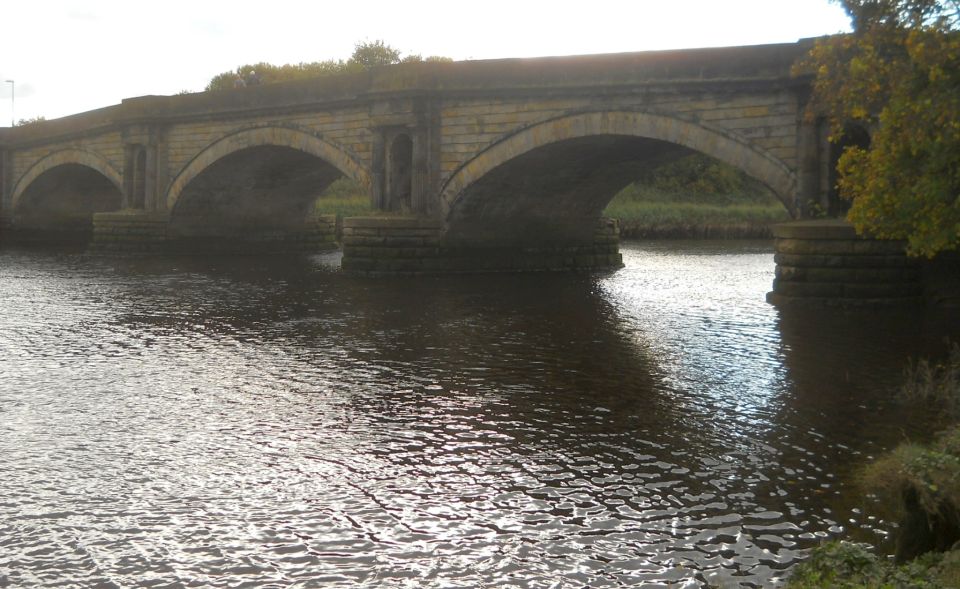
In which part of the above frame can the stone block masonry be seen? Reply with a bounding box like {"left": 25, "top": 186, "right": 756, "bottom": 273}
{"left": 767, "top": 220, "right": 923, "bottom": 306}
{"left": 342, "top": 217, "right": 622, "bottom": 275}
{"left": 90, "top": 212, "right": 338, "bottom": 255}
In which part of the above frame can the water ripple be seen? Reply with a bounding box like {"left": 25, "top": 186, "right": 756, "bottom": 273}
{"left": 0, "top": 242, "right": 955, "bottom": 587}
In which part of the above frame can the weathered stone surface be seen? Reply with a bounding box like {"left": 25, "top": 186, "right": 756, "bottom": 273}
{"left": 773, "top": 253, "right": 919, "bottom": 269}
{"left": 775, "top": 265, "right": 921, "bottom": 284}
{"left": 88, "top": 211, "right": 336, "bottom": 255}
{"left": 340, "top": 216, "right": 622, "bottom": 275}
{"left": 771, "top": 219, "right": 858, "bottom": 240}
{"left": 1, "top": 41, "right": 819, "bottom": 265}
{"left": 768, "top": 220, "right": 930, "bottom": 307}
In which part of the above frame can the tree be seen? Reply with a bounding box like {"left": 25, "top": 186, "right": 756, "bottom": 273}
{"left": 204, "top": 41, "right": 447, "bottom": 92}
{"left": 797, "top": 0, "right": 960, "bottom": 256}
{"left": 15, "top": 116, "right": 45, "bottom": 126}
{"left": 348, "top": 39, "right": 401, "bottom": 68}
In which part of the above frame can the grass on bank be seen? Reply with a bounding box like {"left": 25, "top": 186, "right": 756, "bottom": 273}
{"left": 603, "top": 199, "right": 789, "bottom": 225}
{"left": 311, "top": 176, "right": 792, "bottom": 232}
{"left": 605, "top": 179, "right": 790, "bottom": 237}
{"left": 312, "top": 178, "right": 379, "bottom": 218}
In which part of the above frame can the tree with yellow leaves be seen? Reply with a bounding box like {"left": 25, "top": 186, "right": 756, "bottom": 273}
{"left": 799, "top": 0, "right": 959, "bottom": 256}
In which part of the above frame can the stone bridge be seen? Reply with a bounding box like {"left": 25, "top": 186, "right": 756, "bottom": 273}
{"left": 0, "top": 40, "right": 836, "bottom": 272}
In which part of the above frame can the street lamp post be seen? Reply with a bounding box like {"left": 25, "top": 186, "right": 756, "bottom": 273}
{"left": 4, "top": 80, "right": 13, "bottom": 127}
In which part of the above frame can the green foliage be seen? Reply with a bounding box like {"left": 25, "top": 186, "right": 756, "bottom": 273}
{"left": 797, "top": 0, "right": 960, "bottom": 257}
{"left": 901, "top": 343, "right": 960, "bottom": 417}
{"left": 785, "top": 541, "right": 957, "bottom": 588}
{"left": 402, "top": 54, "right": 454, "bottom": 64}
{"left": 349, "top": 39, "right": 401, "bottom": 68}
{"left": 601, "top": 153, "right": 787, "bottom": 235}
{"left": 205, "top": 59, "right": 356, "bottom": 92}
{"left": 787, "top": 343, "right": 960, "bottom": 587}
{"left": 205, "top": 41, "right": 449, "bottom": 92}
{"left": 786, "top": 541, "right": 887, "bottom": 588}
{"left": 603, "top": 200, "right": 788, "bottom": 225}
{"left": 614, "top": 154, "right": 779, "bottom": 206}
{"left": 862, "top": 427, "right": 960, "bottom": 524}
{"left": 15, "top": 116, "right": 45, "bottom": 126}
{"left": 311, "top": 178, "right": 395, "bottom": 218}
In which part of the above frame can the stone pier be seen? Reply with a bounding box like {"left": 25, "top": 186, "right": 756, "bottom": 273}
{"left": 767, "top": 220, "right": 923, "bottom": 307}
{"left": 342, "top": 217, "right": 622, "bottom": 275}
{"left": 89, "top": 211, "right": 338, "bottom": 255}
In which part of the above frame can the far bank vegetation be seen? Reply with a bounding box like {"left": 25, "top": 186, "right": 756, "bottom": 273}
{"left": 311, "top": 154, "right": 790, "bottom": 239}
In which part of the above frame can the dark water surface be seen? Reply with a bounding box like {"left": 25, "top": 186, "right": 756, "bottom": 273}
{"left": 1, "top": 241, "right": 956, "bottom": 588}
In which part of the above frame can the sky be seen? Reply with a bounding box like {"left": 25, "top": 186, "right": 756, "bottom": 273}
{"left": 0, "top": 0, "right": 852, "bottom": 124}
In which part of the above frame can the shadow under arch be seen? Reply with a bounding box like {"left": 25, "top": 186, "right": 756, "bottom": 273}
{"left": 9, "top": 149, "right": 124, "bottom": 242}
{"left": 439, "top": 111, "right": 798, "bottom": 245}
{"left": 12, "top": 148, "right": 123, "bottom": 211}
{"left": 165, "top": 125, "right": 371, "bottom": 212}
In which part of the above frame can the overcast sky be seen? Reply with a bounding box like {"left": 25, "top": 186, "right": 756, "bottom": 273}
{"left": 0, "top": 0, "right": 851, "bottom": 124}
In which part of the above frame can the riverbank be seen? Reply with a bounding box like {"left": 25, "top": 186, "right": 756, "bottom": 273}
{"left": 313, "top": 194, "right": 791, "bottom": 240}
{"left": 609, "top": 201, "right": 789, "bottom": 239}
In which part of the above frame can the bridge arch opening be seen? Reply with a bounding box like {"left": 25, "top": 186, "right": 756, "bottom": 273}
{"left": 166, "top": 127, "right": 370, "bottom": 251}
{"left": 13, "top": 162, "right": 123, "bottom": 242}
{"left": 440, "top": 111, "right": 797, "bottom": 247}
{"left": 170, "top": 145, "right": 345, "bottom": 247}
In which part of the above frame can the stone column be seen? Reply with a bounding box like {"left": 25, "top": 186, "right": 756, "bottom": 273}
{"left": 0, "top": 149, "right": 10, "bottom": 232}
{"left": 795, "top": 117, "right": 822, "bottom": 218}
{"left": 370, "top": 131, "right": 386, "bottom": 210}
{"left": 122, "top": 145, "right": 136, "bottom": 209}
{"left": 411, "top": 129, "right": 429, "bottom": 215}
{"left": 145, "top": 144, "right": 158, "bottom": 211}
{"left": 0, "top": 148, "right": 7, "bottom": 211}
{"left": 154, "top": 139, "right": 169, "bottom": 213}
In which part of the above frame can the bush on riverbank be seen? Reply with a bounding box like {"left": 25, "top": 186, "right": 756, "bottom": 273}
{"left": 785, "top": 541, "right": 960, "bottom": 588}
{"left": 862, "top": 426, "right": 960, "bottom": 562}
{"left": 861, "top": 344, "right": 960, "bottom": 563}
{"left": 787, "top": 343, "right": 960, "bottom": 588}
{"left": 901, "top": 344, "right": 960, "bottom": 418}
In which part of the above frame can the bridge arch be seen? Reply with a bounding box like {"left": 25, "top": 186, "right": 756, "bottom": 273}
{"left": 165, "top": 125, "right": 371, "bottom": 212}
{"left": 11, "top": 148, "right": 123, "bottom": 211}
{"left": 440, "top": 110, "right": 799, "bottom": 225}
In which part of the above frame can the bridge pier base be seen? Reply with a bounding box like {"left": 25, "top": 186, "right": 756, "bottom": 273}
{"left": 90, "top": 211, "right": 171, "bottom": 254}
{"left": 0, "top": 213, "right": 12, "bottom": 243}
{"left": 342, "top": 217, "right": 622, "bottom": 275}
{"left": 89, "top": 211, "right": 338, "bottom": 255}
{"left": 767, "top": 220, "right": 923, "bottom": 307}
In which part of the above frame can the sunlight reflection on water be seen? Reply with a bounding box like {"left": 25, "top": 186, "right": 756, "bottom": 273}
{"left": 0, "top": 241, "right": 955, "bottom": 587}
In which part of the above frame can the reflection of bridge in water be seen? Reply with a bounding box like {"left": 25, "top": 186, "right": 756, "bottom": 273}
{"left": 0, "top": 41, "right": 834, "bottom": 271}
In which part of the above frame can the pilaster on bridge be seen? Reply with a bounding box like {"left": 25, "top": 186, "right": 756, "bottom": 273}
{"left": 367, "top": 95, "right": 436, "bottom": 216}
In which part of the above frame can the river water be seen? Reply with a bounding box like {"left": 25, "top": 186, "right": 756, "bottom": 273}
{"left": 1, "top": 241, "right": 956, "bottom": 588}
